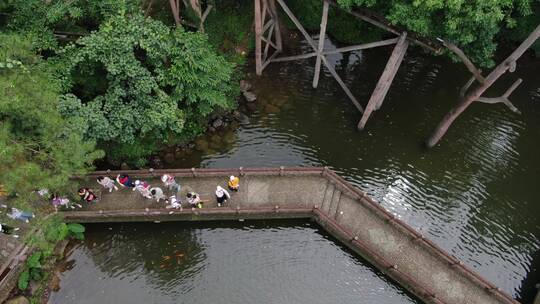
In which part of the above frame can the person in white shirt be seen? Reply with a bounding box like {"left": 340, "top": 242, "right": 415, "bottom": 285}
{"left": 215, "top": 186, "right": 230, "bottom": 207}
{"left": 97, "top": 176, "right": 118, "bottom": 192}
{"left": 150, "top": 187, "right": 165, "bottom": 202}
{"left": 165, "top": 195, "right": 182, "bottom": 209}
{"left": 161, "top": 174, "right": 181, "bottom": 194}
{"left": 133, "top": 180, "right": 152, "bottom": 199}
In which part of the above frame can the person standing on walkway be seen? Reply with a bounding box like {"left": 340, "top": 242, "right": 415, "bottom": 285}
{"left": 161, "top": 174, "right": 181, "bottom": 194}
{"left": 228, "top": 175, "right": 240, "bottom": 192}
{"left": 165, "top": 195, "right": 182, "bottom": 210}
{"left": 97, "top": 176, "right": 118, "bottom": 192}
{"left": 215, "top": 186, "right": 230, "bottom": 207}
{"left": 186, "top": 192, "right": 202, "bottom": 209}
{"left": 116, "top": 174, "right": 135, "bottom": 188}
{"left": 150, "top": 187, "right": 165, "bottom": 202}
{"left": 134, "top": 180, "right": 152, "bottom": 199}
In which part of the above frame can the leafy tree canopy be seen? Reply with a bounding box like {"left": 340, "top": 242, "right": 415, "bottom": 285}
{"left": 336, "top": 0, "right": 537, "bottom": 67}
{"left": 0, "top": 33, "right": 103, "bottom": 206}
{"left": 55, "top": 12, "right": 237, "bottom": 165}
{"left": 1, "top": 0, "right": 141, "bottom": 51}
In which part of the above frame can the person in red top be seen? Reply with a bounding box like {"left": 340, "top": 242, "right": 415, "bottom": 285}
{"left": 116, "top": 174, "right": 135, "bottom": 188}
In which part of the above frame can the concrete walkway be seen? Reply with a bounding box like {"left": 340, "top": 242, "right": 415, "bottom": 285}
{"left": 60, "top": 167, "right": 516, "bottom": 304}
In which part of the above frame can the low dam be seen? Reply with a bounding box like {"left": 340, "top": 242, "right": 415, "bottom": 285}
{"left": 52, "top": 167, "right": 516, "bottom": 304}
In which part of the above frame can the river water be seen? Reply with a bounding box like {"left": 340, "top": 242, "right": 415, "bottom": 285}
{"left": 50, "top": 221, "right": 419, "bottom": 304}
{"left": 52, "top": 34, "right": 540, "bottom": 303}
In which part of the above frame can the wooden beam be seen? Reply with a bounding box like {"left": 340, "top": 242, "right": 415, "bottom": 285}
{"left": 263, "top": 19, "right": 274, "bottom": 32}
{"left": 196, "top": 4, "right": 213, "bottom": 32}
{"left": 271, "top": 52, "right": 317, "bottom": 62}
{"left": 427, "top": 24, "right": 540, "bottom": 148}
{"left": 459, "top": 73, "right": 477, "bottom": 97}
{"left": 201, "top": 4, "right": 213, "bottom": 23}
{"left": 441, "top": 40, "right": 485, "bottom": 83}
{"left": 502, "top": 78, "right": 523, "bottom": 98}
{"left": 262, "top": 50, "right": 281, "bottom": 71}
{"left": 268, "top": 0, "right": 282, "bottom": 51}
{"left": 276, "top": 0, "right": 363, "bottom": 112}
{"left": 326, "top": 0, "right": 441, "bottom": 53}
{"left": 321, "top": 55, "right": 364, "bottom": 112}
{"left": 476, "top": 78, "right": 523, "bottom": 114}
{"left": 357, "top": 32, "right": 409, "bottom": 130}
{"left": 169, "top": 0, "right": 181, "bottom": 26}
{"left": 254, "top": 0, "right": 263, "bottom": 75}
{"left": 262, "top": 36, "right": 278, "bottom": 50}
{"left": 323, "top": 38, "right": 398, "bottom": 55}
{"left": 261, "top": 0, "right": 268, "bottom": 30}
{"left": 276, "top": 0, "right": 316, "bottom": 48}
{"left": 263, "top": 23, "right": 275, "bottom": 61}
{"left": 313, "top": 1, "right": 330, "bottom": 88}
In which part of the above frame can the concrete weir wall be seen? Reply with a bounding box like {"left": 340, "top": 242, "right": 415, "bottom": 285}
{"left": 59, "top": 167, "right": 516, "bottom": 304}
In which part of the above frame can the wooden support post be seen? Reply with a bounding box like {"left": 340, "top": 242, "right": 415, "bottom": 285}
{"left": 263, "top": 23, "right": 275, "bottom": 61}
{"left": 276, "top": 0, "right": 363, "bottom": 112}
{"left": 169, "top": 0, "right": 181, "bottom": 26}
{"left": 357, "top": 32, "right": 409, "bottom": 130}
{"left": 268, "top": 0, "right": 282, "bottom": 51}
{"left": 321, "top": 55, "right": 364, "bottom": 112}
{"left": 254, "top": 0, "right": 263, "bottom": 75}
{"left": 442, "top": 40, "right": 485, "bottom": 83}
{"left": 198, "top": 4, "right": 213, "bottom": 32}
{"left": 276, "top": 0, "right": 316, "bottom": 47}
{"left": 313, "top": 1, "right": 329, "bottom": 88}
{"left": 427, "top": 24, "right": 540, "bottom": 148}
{"left": 476, "top": 78, "right": 523, "bottom": 114}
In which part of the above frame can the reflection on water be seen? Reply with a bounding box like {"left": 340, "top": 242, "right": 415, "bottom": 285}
{"left": 168, "top": 34, "right": 540, "bottom": 300}
{"left": 50, "top": 221, "right": 419, "bottom": 304}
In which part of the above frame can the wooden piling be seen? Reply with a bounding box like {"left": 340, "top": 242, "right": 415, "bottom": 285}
{"left": 254, "top": 0, "right": 263, "bottom": 75}
{"left": 313, "top": 1, "right": 329, "bottom": 88}
{"left": 357, "top": 32, "right": 408, "bottom": 130}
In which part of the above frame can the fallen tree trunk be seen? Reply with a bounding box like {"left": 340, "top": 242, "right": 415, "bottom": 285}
{"left": 426, "top": 24, "right": 540, "bottom": 148}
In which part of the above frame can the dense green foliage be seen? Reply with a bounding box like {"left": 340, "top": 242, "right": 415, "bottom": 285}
{"left": 1, "top": 1, "right": 239, "bottom": 166}
{"left": 0, "top": 33, "right": 102, "bottom": 205}
{"left": 56, "top": 12, "right": 236, "bottom": 165}
{"left": 336, "top": 0, "right": 538, "bottom": 67}
{"left": 18, "top": 217, "right": 86, "bottom": 291}
{"left": 1, "top": 0, "right": 140, "bottom": 51}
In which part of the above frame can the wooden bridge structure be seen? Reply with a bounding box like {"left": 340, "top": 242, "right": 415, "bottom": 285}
{"left": 253, "top": 0, "right": 540, "bottom": 146}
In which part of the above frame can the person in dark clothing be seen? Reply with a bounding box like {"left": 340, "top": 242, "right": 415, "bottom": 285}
{"left": 78, "top": 188, "right": 98, "bottom": 203}
{"left": 116, "top": 174, "right": 135, "bottom": 188}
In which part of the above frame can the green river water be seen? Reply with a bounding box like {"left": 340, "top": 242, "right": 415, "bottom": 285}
{"left": 51, "top": 35, "right": 540, "bottom": 303}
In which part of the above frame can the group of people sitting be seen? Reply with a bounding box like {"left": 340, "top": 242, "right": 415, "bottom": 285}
{"left": 95, "top": 173, "right": 241, "bottom": 210}
{"left": 0, "top": 173, "right": 242, "bottom": 238}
